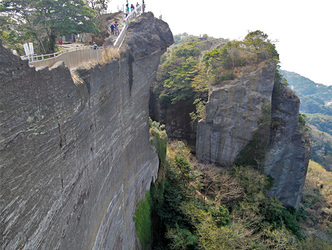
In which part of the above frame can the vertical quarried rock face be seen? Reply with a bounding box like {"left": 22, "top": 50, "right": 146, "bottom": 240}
{"left": 0, "top": 12, "right": 173, "bottom": 250}
{"left": 196, "top": 63, "right": 276, "bottom": 166}
{"left": 264, "top": 86, "right": 311, "bottom": 208}
{"left": 196, "top": 60, "right": 310, "bottom": 208}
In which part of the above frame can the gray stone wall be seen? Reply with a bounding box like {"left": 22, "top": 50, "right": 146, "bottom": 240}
{"left": 0, "top": 12, "right": 173, "bottom": 250}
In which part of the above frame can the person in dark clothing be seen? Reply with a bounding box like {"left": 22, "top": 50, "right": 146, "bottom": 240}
{"left": 110, "top": 23, "right": 115, "bottom": 35}
{"left": 114, "top": 21, "right": 119, "bottom": 35}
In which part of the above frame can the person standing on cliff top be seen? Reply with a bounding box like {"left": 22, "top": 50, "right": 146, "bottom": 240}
{"left": 110, "top": 23, "right": 115, "bottom": 35}
{"left": 93, "top": 42, "right": 98, "bottom": 50}
{"left": 125, "top": 4, "right": 129, "bottom": 17}
{"left": 114, "top": 21, "right": 119, "bottom": 35}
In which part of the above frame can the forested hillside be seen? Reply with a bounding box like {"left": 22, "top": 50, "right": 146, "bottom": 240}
{"left": 144, "top": 128, "right": 332, "bottom": 248}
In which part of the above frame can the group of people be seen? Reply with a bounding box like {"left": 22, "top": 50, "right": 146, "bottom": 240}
{"left": 58, "top": 39, "right": 63, "bottom": 48}
{"left": 109, "top": 1, "right": 145, "bottom": 39}
{"left": 110, "top": 21, "right": 120, "bottom": 36}
{"left": 125, "top": 2, "right": 142, "bottom": 17}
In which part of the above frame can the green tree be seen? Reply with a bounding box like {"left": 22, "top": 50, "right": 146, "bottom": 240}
{"left": 1, "top": 0, "right": 99, "bottom": 53}
{"left": 201, "top": 30, "right": 280, "bottom": 86}
{"left": 243, "top": 30, "right": 279, "bottom": 64}
{"left": 87, "top": 0, "right": 109, "bottom": 12}
{"left": 155, "top": 39, "right": 208, "bottom": 105}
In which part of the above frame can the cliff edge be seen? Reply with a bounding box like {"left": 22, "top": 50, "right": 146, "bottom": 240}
{"left": 0, "top": 13, "right": 173, "bottom": 249}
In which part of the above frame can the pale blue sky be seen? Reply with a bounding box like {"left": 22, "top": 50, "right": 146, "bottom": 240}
{"left": 110, "top": 0, "right": 332, "bottom": 86}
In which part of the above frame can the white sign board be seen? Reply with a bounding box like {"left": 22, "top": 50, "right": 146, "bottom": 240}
{"left": 28, "top": 43, "right": 34, "bottom": 55}
{"left": 23, "top": 43, "right": 30, "bottom": 56}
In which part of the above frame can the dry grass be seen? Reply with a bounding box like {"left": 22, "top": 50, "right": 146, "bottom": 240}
{"left": 300, "top": 160, "right": 332, "bottom": 243}
{"left": 305, "top": 160, "right": 332, "bottom": 206}
{"left": 78, "top": 60, "right": 99, "bottom": 70}
{"left": 70, "top": 70, "right": 84, "bottom": 85}
{"left": 99, "top": 47, "right": 121, "bottom": 66}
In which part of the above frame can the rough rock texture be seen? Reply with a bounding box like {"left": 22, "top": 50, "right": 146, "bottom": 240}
{"left": 196, "top": 61, "right": 310, "bottom": 208}
{"left": 196, "top": 63, "right": 276, "bottom": 166}
{"left": 0, "top": 12, "right": 173, "bottom": 250}
{"left": 264, "top": 86, "right": 311, "bottom": 208}
{"left": 124, "top": 12, "right": 174, "bottom": 61}
{"left": 149, "top": 97, "right": 197, "bottom": 147}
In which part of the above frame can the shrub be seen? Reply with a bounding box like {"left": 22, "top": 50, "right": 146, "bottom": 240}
{"left": 208, "top": 205, "right": 231, "bottom": 227}
{"left": 133, "top": 191, "right": 152, "bottom": 249}
{"left": 149, "top": 119, "right": 167, "bottom": 170}
{"left": 299, "top": 113, "right": 307, "bottom": 127}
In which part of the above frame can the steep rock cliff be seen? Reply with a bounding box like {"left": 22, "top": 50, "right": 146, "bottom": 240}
{"left": 264, "top": 86, "right": 311, "bottom": 208}
{"left": 0, "top": 13, "right": 173, "bottom": 250}
{"left": 196, "top": 63, "right": 310, "bottom": 208}
{"left": 196, "top": 63, "right": 276, "bottom": 166}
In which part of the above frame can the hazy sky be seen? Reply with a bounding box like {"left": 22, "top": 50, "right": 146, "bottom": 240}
{"left": 110, "top": 0, "right": 332, "bottom": 86}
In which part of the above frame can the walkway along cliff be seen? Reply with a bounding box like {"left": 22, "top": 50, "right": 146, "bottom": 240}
{"left": 0, "top": 12, "right": 173, "bottom": 249}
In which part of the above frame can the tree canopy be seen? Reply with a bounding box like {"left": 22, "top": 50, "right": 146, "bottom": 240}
{"left": 1, "top": 0, "right": 99, "bottom": 53}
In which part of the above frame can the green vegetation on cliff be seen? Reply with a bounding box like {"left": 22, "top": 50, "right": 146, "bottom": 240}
{"left": 152, "top": 30, "right": 280, "bottom": 129}
{"left": 1, "top": 0, "right": 99, "bottom": 53}
{"left": 203, "top": 30, "right": 279, "bottom": 85}
{"left": 147, "top": 141, "right": 332, "bottom": 249}
{"left": 156, "top": 31, "right": 279, "bottom": 101}
{"left": 134, "top": 191, "right": 152, "bottom": 249}
{"left": 154, "top": 35, "right": 216, "bottom": 106}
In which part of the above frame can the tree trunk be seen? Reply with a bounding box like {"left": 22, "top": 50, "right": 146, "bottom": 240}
{"left": 46, "top": 28, "right": 56, "bottom": 53}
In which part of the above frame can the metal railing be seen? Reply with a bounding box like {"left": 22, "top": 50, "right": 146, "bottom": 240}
{"left": 21, "top": 50, "right": 65, "bottom": 62}
{"left": 20, "top": 45, "right": 94, "bottom": 62}
{"left": 21, "top": 4, "right": 144, "bottom": 67}
{"left": 113, "top": 4, "right": 144, "bottom": 48}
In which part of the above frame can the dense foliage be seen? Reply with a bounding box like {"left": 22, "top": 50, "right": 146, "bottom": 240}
{"left": 154, "top": 36, "right": 214, "bottom": 106}
{"left": 0, "top": 0, "right": 99, "bottom": 53}
{"left": 147, "top": 141, "right": 319, "bottom": 249}
{"left": 152, "top": 31, "right": 279, "bottom": 123}
{"left": 203, "top": 30, "right": 279, "bottom": 85}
